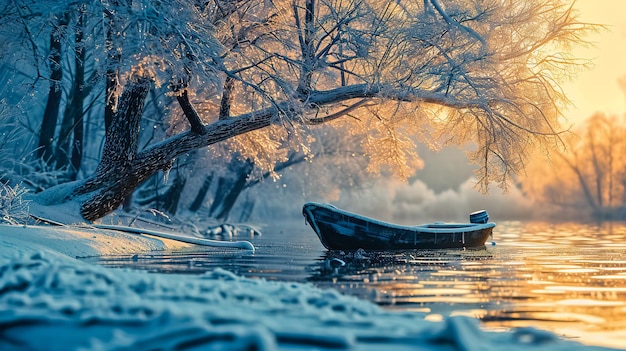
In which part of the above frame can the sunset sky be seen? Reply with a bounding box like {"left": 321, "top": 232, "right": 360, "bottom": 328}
{"left": 563, "top": 0, "right": 626, "bottom": 123}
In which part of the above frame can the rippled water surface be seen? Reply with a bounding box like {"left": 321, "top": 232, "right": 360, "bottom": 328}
{"left": 87, "top": 220, "right": 626, "bottom": 348}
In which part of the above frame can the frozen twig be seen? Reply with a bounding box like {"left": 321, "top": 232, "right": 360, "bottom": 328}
{"left": 93, "top": 224, "right": 255, "bottom": 251}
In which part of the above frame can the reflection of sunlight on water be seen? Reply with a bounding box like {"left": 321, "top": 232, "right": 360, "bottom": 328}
{"left": 556, "top": 299, "right": 625, "bottom": 307}
{"left": 322, "top": 221, "right": 626, "bottom": 348}
{"left": 556, "top": 268, "right": 599, "bottom": 273}
{"left": 593, "top": 275, "right": 626, "bottom": 280}
{"left": 470, "top": 221, "right": 626, "bottom": 348}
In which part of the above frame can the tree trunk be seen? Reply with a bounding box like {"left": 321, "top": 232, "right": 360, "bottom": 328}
{"left": 70, "top": 8, "right": 86, "bottom": 180}
{"left": 55, "top": 97, "right": 75, "bottom": 171}
{"left": 54, "top": 9, "right": 86, "bottom": 176}
{"left": 135, "top": 165, "right": 190, "bottom": 216}
{"left": 185, "top": 152, "right": 306, "bottom": 218}
{"left": 65, "top": 83, "right": 391, "bottom": 221}
{"left": 561, "top": 153, "right": 598, "bottom": 214}
{"left": 588, "top": 129, "right": 604, "bottom": 210}
{"left": 238, "top": 196, "right": 255, "bottom": 222}
{"left": 208, "top": 157, "right": 254, "bottom": 221}
{"left": 161, "top": 171, "right": 187, "bottom": 215}
{"left": 37, "top": 14, "right": 68, "bottom": 163}
{"left": 295, "top": 0, "right": 316, "bottom": 96}
{"left": 75, "top": 78, "right": 151, "bottom": 221}
{"left": 104, "top": 3, "right": 121, "bottom": 133}
{"left": 189, "top": 174, "right": 213, "bottom": 212}
{"left": 219, "top": 76, "right": 235, "bottom": 120}
{"left": 73, "top": 93, "right": 275, "bottom": 221}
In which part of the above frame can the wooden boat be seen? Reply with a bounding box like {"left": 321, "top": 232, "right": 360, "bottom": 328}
{"left": 302, "top": 202, "right": 495, "bottom": 250}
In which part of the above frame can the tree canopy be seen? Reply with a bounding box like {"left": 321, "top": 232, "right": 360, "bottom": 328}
{"left": 0, "top": 0, "right": 594, "bottom": 221}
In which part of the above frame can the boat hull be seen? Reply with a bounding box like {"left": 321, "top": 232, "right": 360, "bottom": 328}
{"left": 303, "top": 202, "right": 495, "bottom": 250}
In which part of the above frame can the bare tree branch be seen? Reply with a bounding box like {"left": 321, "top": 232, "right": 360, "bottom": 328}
{"left": 176, "top": 90, "right": 206, "bottom": 134}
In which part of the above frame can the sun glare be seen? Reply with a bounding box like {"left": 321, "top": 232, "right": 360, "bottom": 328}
{"left": 562, "top": 0, "right": 626, "bottom": 122}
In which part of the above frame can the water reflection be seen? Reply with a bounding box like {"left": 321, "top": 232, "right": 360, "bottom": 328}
{"left": 307, "top": 248, "right": 495, "bottom": 309}
{"left": 87, "top": 221, "right": 626, "bottom": 348}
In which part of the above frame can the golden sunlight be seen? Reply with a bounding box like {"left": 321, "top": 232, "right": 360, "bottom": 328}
{"left": 563, "top": 0, "right": 626, "bottom": 122}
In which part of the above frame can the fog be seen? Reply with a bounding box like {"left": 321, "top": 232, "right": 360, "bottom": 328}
{"left": 334, "top": 177, "right": 536, "bottom": 224}
{"left": 254, "top": 145, "right": 537, "bottom": 224}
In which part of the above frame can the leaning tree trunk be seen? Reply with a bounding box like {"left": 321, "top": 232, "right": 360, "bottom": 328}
{"left": 61, "top": 82, "right": 380, "bottom": 222}
{"left": 65, "top": 72, "right": 341, "bottom": 221}
{"left": 208, "top": 157, "right": 255, "bottom": 221}
{"left": 71, "top": 76, "right": 271, "bottom": 222}
{"left": 70, "top": 80, "right": 274, "bottom": 221}
{"left": 73, "top": 78, "right": 152, "bottom": 221}
{"left": 189, "top": 174, "right": 213, "bottom": 212}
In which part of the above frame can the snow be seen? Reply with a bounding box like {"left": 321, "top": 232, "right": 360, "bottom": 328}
{"left": 0, "top": 223, "right": 619, "bottom": 350}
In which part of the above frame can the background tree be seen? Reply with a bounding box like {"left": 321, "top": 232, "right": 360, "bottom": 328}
{"left": 1, "top": 2, "right": 105, "bottom": 185}
{"left": 0, "top": 0, "right": 594, "bottom": 222}
{"left": 523, "top": 113, "right": 626, "bottom": 220}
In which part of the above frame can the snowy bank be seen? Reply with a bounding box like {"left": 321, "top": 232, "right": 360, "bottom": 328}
{"left": 0, "top": 224, "right": 618, "bottom": 351}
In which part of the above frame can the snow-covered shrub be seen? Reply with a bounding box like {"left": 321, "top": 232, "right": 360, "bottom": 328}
{"left": 0, "top": 183, "right": 30, "bottom": 225}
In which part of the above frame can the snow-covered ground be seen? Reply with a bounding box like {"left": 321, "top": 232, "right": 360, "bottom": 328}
{"left": 0, "top": 223, "right": 619, "bottom": 351}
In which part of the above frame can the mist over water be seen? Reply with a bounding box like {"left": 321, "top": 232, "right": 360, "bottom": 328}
{"left": 334, "top": 177, "right": 536, "bottom": 224}
{"left": 257, "top": 178, "right": 537, "bottom": 225}
{"left": 254, "top": 144, "right": 540, "bottom": 224}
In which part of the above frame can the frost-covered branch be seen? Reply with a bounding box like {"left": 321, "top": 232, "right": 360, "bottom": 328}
{"left": 134, "top": 81, "right": 513, "bottom": 170}
{"left": 175, "top": 90, "right": 206, "bottom": 134}
{"left": 307, "top": 98, "right": 371, "bottom": 125}
{"left": 427, "top": 0, "right": 486, "bottom": 48}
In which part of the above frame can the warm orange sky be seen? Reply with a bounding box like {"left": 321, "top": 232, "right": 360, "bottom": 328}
{"left": 562, "top": 0, "right": 626, "bottom": 123}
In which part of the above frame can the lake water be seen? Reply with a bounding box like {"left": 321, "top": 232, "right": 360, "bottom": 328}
{"left": 86, "top": 220, "right": 626, "bottom": 349}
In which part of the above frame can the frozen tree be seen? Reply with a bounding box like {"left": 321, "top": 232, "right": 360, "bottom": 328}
{"left": 132, "top": 121, "right": 369, "bottom": 222}
{"left": 523, "top": 113, "right": 626, "bottom": 220}
{"left": 194, "top": 123, "right": 370, "bottom": 221}
{"left": 0, "top": 0, "right": 594, "bottom": 221}
{"left": 0, "top": 1, "right": 106, "bottom": 184}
